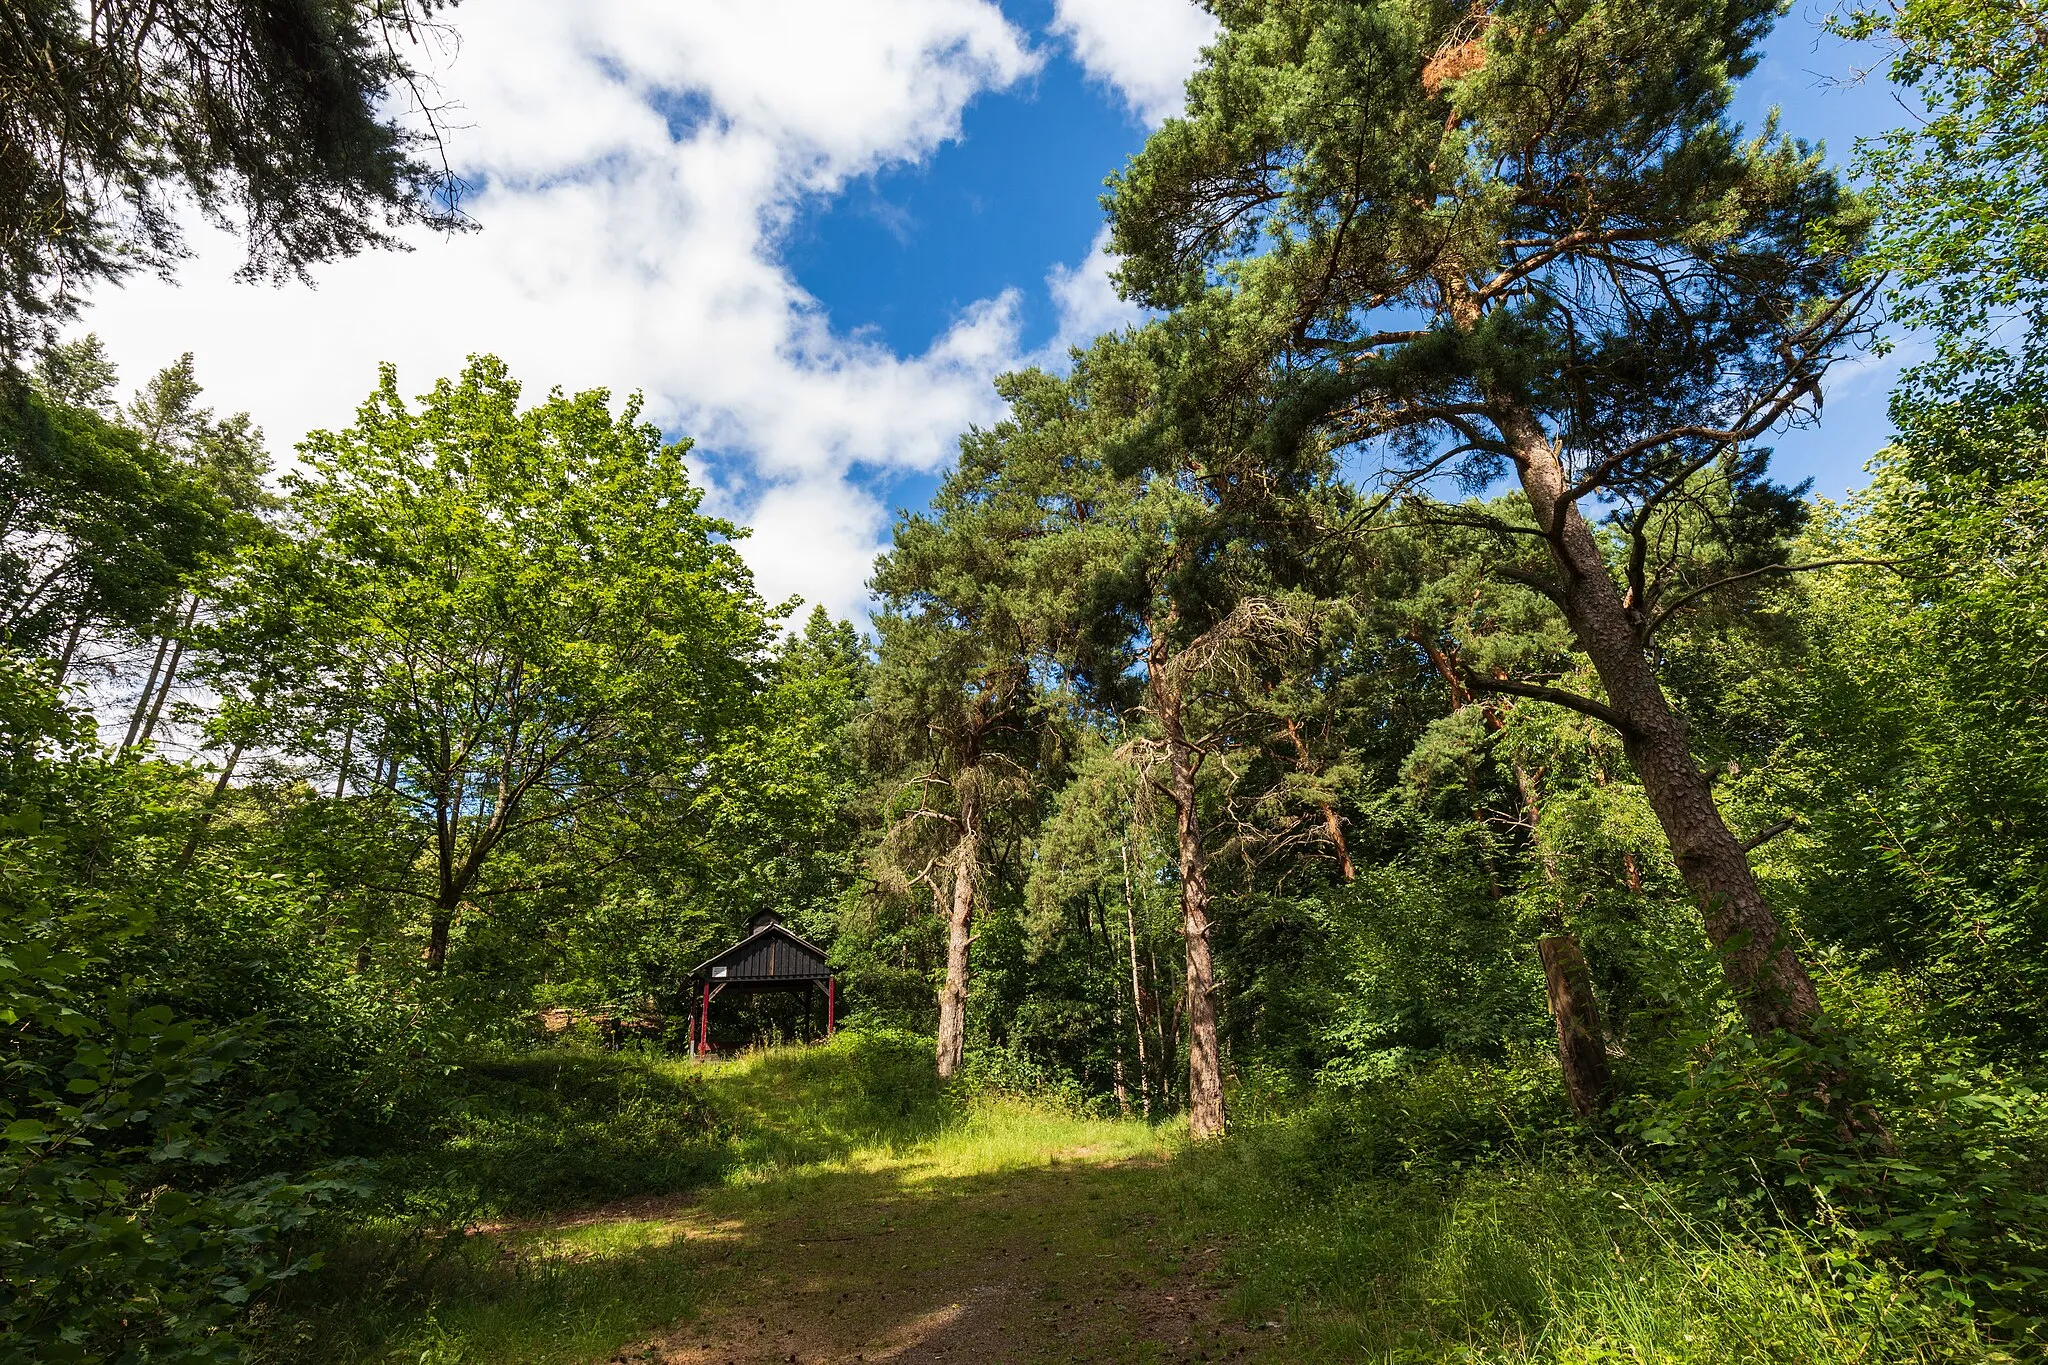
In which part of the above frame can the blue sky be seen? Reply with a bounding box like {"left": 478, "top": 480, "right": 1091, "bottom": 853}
{"left": 78, "top": 0, "right": 1915, "bottom": 619}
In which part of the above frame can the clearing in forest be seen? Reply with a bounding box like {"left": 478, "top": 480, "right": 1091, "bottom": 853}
{"left": 262, "top": 1036, "right": 1990, "bottom": 1365}
{"left": 265, "top": 1039, "right": 1262, "bottom": 1365}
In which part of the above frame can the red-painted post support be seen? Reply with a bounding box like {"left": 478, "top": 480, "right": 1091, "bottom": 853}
{"left": 826, "top": 977, "right": 836, "bottom": 1037}
{"left": 698, "top": 980, "right": 711, "bottom": 1056}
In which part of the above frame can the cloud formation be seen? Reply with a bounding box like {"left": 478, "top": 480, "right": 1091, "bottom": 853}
{"left": 1050, "top": 0, "right": 1220, "bottom": 125}
{"left": 75, "top": 2, "right": 1217, "bottom": 621}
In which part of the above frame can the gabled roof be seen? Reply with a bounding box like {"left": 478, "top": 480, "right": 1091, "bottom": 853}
{"left": 688, "top": 919, "right": 832, "bottom": 982}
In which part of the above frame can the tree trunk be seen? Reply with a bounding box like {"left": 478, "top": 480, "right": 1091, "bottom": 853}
{"left": 1511, "top": 755, "right": 1615, "bottom": 1111}
{"left": 1120, "top": 835, "right": 1151, "bottom": 1119}
{"left": 1155, "top": 673, "right": 1226, "bottom": 1140}
{"left": 1498, "top": 404, "right": 1823, "bottom": 1040}
{"left": 1538, "top": 934, "right": 1613, "bottom": 1118}
{"left": 135, "top": 596, "right": 200, "bottom": 750}
{"left": 1283, "top": 716, "right": 1355, "bottom": 881}
{"left": 425, "top": 897, "right": 456, "bottom": 973}
{"left": 173, "top": 742, "right": 243, "bottom": 871}
{"left": 136, "top": 635, "right": 184, "bottom": 746}
{"left": 935, "top": 786, "right": 979, "bottom": 1079}
{"left": 52, "top": 618, "right": 83, "bottom": 686}
{"left": 121, "top": 631, "right": 174, "bottom": 751}
{"left": 334, "top": 717, "right": 356, "bottom": 799}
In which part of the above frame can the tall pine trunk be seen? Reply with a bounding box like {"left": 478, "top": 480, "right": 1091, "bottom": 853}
{"left": 1155, "top": 672, "right": 1225, "bottom": 1140}
{"left": 1283, "top": 716, "right": 1355, "bottom": 881}
{"left": 1120, "top": 835, "right": 1151, "bottom": 1118}
{"left": 1539, "top": 934, "right": 1613, "bottom": 1117}
{"left": 1512, "top": 758, "right": 1614, "bottom": 1113}
{"left": 935, "top": 783, "right": 979, "bottom": 1078}
{"left": 1498, "top": 404, "right": 1822, "bottom": 1039}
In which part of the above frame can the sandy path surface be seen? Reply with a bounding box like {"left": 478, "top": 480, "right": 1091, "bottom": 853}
{"left": 594, "top": 1157, "right": 1276, "bottom": 1365}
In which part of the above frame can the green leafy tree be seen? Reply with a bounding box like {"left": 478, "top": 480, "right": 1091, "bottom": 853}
{"left": 0, "top": 660, "right": 350, "bottom": 1365}
{"left": 203, "top": 357, "right": 775, "bottom": 971}
{"left": 111, "top": 352, "right": 276, "bottom": 756}
{"left": 1837, "top": 0, "right": 2047, "bottom": 380}
{"left": 866, "top": 500, "right": 1047, "bottom": 1077}
{"left": 0, "top": 370, "right": 228, "bottom": 673}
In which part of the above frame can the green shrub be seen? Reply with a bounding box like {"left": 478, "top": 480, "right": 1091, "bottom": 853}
{"left": 1248, "top": 1049, "right": 1576, "bottom": 1188}
{"left": 374, "top": 1050, "right": 730, "bottom": 1222}
{"left": 1625, "top": 1028, "right": 2048, "bottom": 1341}
{"left": 0, "top": 805, "right": 354, "bottom": 1364}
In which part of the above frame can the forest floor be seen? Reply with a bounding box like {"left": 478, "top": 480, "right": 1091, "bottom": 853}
{"left": 258, "top": 1035, "right": 2002, "bottom": 1365}
{"left": 262, "top": 1037, "right": 1265, "bottom": 1365}
{"left": 563, "top": 1109, "right": 1251, "bottom": 1364}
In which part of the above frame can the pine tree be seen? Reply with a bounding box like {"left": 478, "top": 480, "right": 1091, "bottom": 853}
{"left": 1108, "top": 0, "right": 1872, "bottom": 1043}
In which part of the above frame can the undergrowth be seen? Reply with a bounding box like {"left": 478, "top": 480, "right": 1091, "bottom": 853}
{"left": 1178, "top": 1054, "right": 2028, "bottom": 1363}
{"left": 245, "top": 1034, "right": 2032, "bottom": 1364}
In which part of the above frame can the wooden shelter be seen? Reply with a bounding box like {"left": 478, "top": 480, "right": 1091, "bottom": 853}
{"left": 687, "top": 910, "right": 836, "bottom": 1055}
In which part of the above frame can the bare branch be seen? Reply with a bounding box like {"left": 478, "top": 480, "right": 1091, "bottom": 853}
{"left": 1644, "top": 557, "right": 1896, "bottom": 638}
{"left": 1464, "top": 672, "right": 1633, "bottom": 735}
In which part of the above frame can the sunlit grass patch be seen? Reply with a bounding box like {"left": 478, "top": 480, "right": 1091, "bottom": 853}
{"left": 899, "top": 1097, "right": 1175, "bottom": 1182}
{"left": 1178, "top": 1137, "right": 2008, "bottom": 1365}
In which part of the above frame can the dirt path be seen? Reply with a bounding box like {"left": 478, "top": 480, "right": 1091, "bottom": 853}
{"left": 589, "top": 1151, "right": 1276, "bottom": 1365}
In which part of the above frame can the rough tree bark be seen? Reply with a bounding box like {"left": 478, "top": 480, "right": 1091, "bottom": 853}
{"left": 1511, "top": 755, "right": 1614, "bottom": 1113}
{"left": 1538, "top": 934, "right": 1614, "bottom": 1117}
{"left": 1495, "top": 402, "right": 1823, "bottom": 1039}
{"left": 935, "top": 777, "right": 980, "bottom": 1079}
{"left": 1283, "top": 716, "right": 1355, "bottom": 881}
{"left": 1154, "top": 669, "right": 1225, "bottom": 1140}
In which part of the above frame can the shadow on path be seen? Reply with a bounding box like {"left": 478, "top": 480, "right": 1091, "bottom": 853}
{"left": 581, "top": 1144, "right": 1272, "bottom": 1364}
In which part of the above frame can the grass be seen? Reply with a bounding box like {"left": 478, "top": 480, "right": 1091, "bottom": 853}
{"left": 252, "top": 1031, "right": 1178, "bottom": 1363}
{"left": 1174, "top": 1147, "right": 2010, "bottom": 1363}
{"left": 250, "top": 1033, "right": 2016, "bottom": 1364}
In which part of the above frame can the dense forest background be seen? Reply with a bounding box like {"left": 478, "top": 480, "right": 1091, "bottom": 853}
{"left": 3, "top": 0, "right": 2046, "bottom": 1359}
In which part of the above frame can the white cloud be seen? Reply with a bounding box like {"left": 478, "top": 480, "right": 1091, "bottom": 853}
{"left": 77, "top": 0, "right": 1043, "bottom": 624}
{"left": 1041, "top": 226, "right": 1146, "bottom": 364}
{"left": 1050, "top": 0, "right": 1219, "bottom": 125}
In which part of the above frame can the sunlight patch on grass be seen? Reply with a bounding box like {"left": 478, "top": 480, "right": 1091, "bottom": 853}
{"left": 897, "top": 1099, "right": 1175, "bottom": 1183}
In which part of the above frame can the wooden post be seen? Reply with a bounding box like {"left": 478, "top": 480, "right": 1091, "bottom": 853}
{"left": 698, "top": 980, "right": 711, "bottom": 1057}
{"left": 1538, "top": 935, "right": 1612, "bottom": 1118}
{"left": 826, "top": 977, "right": 836, "bottom": 1036}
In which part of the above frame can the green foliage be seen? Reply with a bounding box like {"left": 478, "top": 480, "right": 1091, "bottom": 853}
{"left": 1240, "top": 1051, "right": 1574, "bottom": 1185}
{"left": 0, "top": 664, "right": 358, "bottom": 1364}
{"left": 203, "top": 356, "right": 777, "bottom": 973}
{"left": 1838, "top": 0, "right": 2048, "bottom": 378}
{"left": 1625, "top": 1029, "right": 2048, "bottom": 1339}
{"left": 9, "top": 0, "right": 2048, "bottom": 1348}
{"left": 1184, "top": 1144, "right": 2000, "bottom": 1363}
{"left": 1749, "top": 390, "right": 2048, "bottom": 1056}
{"left": 0, "top": 375, "right": 230, "bottom": 656}
{"left": 1299, "top": 855, "right": 1552, "bottom": 1084}
{"left": 372, "top": 1052, "right": 729, "bottom": 1222}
